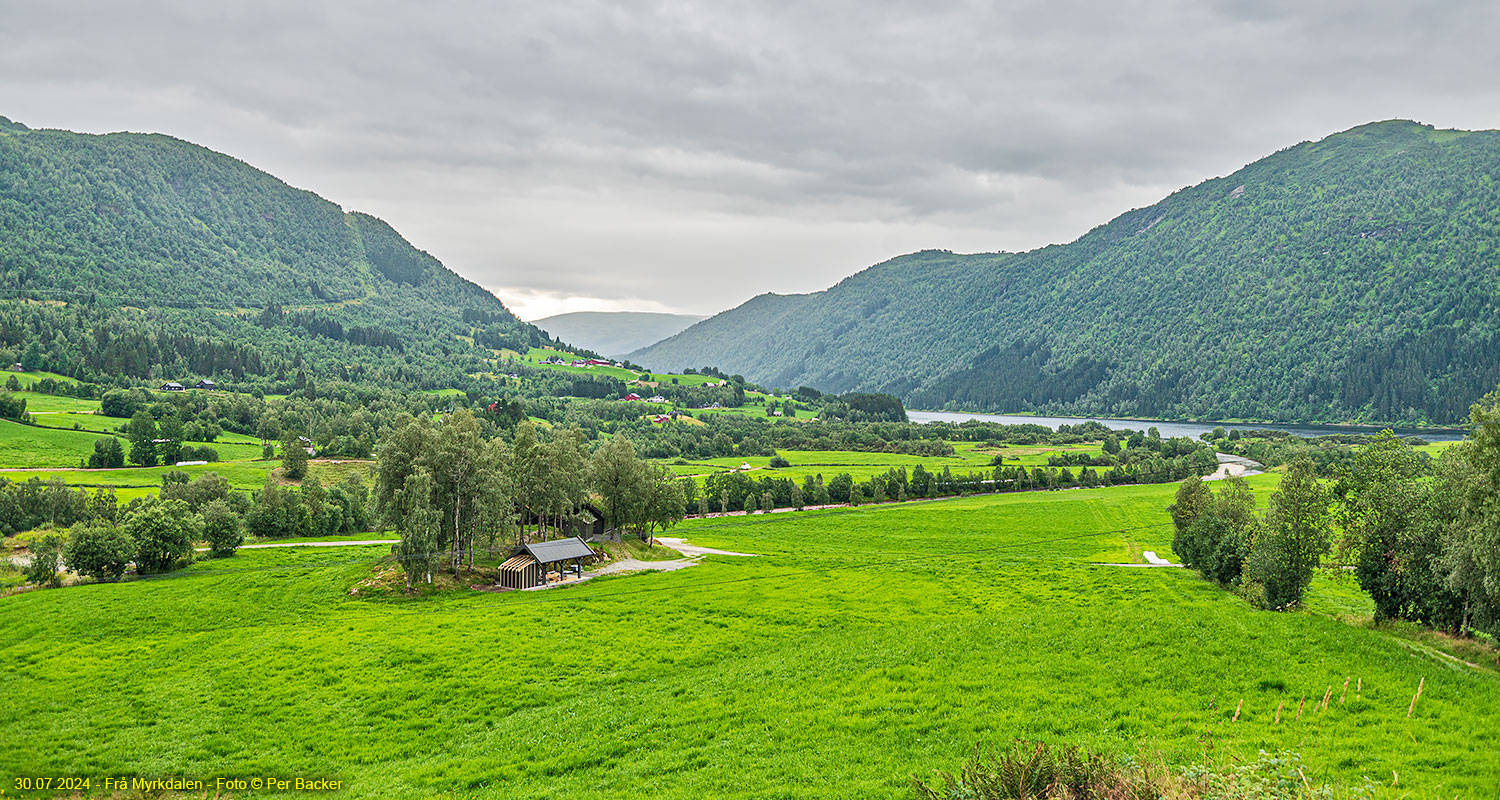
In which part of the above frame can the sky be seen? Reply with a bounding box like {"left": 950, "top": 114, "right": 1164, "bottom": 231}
{"left": 3, "top": 1, "right": 1499, "bottom": 320}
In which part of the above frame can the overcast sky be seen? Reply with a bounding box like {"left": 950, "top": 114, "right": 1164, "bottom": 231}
{"left": 4, "top": 1, "right": 1499, "bottom": 320}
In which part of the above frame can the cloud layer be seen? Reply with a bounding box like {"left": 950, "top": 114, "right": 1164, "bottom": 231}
{"left": 5, "top": 1, "right": 1499, "bottom": 317}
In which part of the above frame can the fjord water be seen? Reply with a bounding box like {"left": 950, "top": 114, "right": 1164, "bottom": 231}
{"left": 907, "top": 410, "right": 1465, "bottom": 441}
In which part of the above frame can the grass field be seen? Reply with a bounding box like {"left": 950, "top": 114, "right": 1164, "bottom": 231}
{"left": 523, "top": 347, "right": 724, "bottom": 387}
{"left": 664, "top": 442, "right": 1103, "bottom": 482}
{"left": 3, "top": 477, "right": 1495, "bottom": 798}
{"left": 0, "top": 419, "right": 116, "bottom": 469}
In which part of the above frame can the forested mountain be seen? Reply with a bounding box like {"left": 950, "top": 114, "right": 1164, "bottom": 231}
{"left": 0, "top": 116, "right": 550, "bottom": 389}
{"left": 533, "top": 311, "right": 705, "bottom": 357}
{"left": 631, "top": 121, "right": 1500, "bottom": 426}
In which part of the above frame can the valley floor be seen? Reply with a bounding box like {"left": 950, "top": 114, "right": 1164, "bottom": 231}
{"left": 3, "top": 479, "right": 1497, "bottom": 798}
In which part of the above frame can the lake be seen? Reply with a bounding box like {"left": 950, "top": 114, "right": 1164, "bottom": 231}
{"left": 906, "top": 409, "right": 1466, "bottom": 442}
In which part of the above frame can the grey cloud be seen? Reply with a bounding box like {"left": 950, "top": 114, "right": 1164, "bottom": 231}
{"left": 2, "top": 0, "right": 1498, "bottom": 315}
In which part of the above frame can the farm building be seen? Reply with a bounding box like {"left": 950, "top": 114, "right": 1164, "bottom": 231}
{"left": 498, "top": 536, "right": 596, "bottom": 590}
{"left": 622, "top": 393, "right": 642, "bottom": 401}
{"left": 160, "top": 381, "right": 185, "bottom": 391}
{"left": 195, "top": 379, "right": 217, "bottom": 390}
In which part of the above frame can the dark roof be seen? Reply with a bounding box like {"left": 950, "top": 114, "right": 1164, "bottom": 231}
{"left": 520, "top": 536, "right": 594, "bottom": 564}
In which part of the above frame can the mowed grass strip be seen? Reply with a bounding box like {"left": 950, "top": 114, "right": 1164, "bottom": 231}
{"left": 1, "top": 485, "right": 1496, "bottom": 798}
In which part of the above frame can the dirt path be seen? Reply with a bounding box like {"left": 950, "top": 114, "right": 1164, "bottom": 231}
{"left": 653, "top": 537, "right": 758, "bottom": 557}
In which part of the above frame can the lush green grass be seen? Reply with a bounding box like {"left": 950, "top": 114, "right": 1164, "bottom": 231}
{"left": 0, "top": 458, "right": 371, "bottom": 498}
{"left": 664, "top": 443, "right": 1101, "bottom": 482}
{"left": 4, "top": 369, "right": 79, "bottom": 388}
{"left": 0, "top": 419, "right": 114, "bottom": 469}
{"left": 523, "top": 346, "right": 723, "bottom": 387}
{"left": 25, "top": 410, "right": 125, "bottom": 434}
{"left": 2, "top": 478, "right": 1495, "bottom": 797}
{"left": 12, "top": 391, "right": 101, "bottom": 413}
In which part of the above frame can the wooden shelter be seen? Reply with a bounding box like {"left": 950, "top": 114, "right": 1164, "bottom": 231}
{"left": 498, "top": 536, "right": 595, "bottom": 589}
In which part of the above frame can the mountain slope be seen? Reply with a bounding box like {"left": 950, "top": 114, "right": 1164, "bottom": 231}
{"left": 532, "top": 311, "right": 705, "bottom": 357}
{"left": 0, "top": 116, "right": 548, "bottom": 388}
{"left": 631, "top": 121, "right": 1500, "bottom": 426}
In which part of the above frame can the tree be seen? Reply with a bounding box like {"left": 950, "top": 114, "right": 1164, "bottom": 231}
{"left": 124, "top": 497, "right": 199, "bottom": 573}
{"left": 423, "top": 410, "right": 503, "bottom": 573}
{"left": 64, "top": 521, "right": 134, "bottom": 582}
{"left": 25, "top": 534, "right": 62, "bottom": 587}
{"left": 760, "top": 490, "right": 774, "bottom": 513}
{"left": 200, "top": 499, "right": 243, "bottom": 557}
{"left": 1170, "top": 476, "right": 1254, "bottom": 587}
{"left": 791, "top": 481, "right": 804, "bottom": 510}
{"left": 394, "top": 468, "right": 439, "bottom": 589}
{"left": 88, "top": 437, "right": 125, "bottom": 469}
{"left": 1335, "top": 431, "right": 1441, "bottom": 622}
{"left": 641, "top": 467, "right": 687, "bottom": 537}
{"left": 1247, "top": 458, "right": 1331, "bottom": 609}
{"left": 1102, "top": 435, "right": 1121, "bottom": 455}
{"left": 1433, "top": 392, "right": 1500, "bottom": 636}
{"left": 282, "top": 435, "right": 310, "bottom": 480}
{"left": 589, "top": 435, "right": 649, "bottom": 535}
{"left": 742, "top": 493, "right": 757, "bottom": 513}
{"left": 157, "top": 412, "right": 185, "bottom": 465}
{"left": 827, "top": 473, "right": 854, "bottom": 504}
{"left": 1169, "top": 476, "right": 1214, "bottom": 564}
{"left": 126, "top": 410, "right": 157, "bottom": 467}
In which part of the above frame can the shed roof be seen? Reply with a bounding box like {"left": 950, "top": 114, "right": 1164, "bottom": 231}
{"left": 521, "top": 536, "right": 594, "bottom": 564}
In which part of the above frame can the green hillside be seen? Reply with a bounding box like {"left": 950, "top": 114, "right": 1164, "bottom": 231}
{"left": 631, "top": 120, "right": 1500, "bottom": 426}
{"left": 0, "top": 116, "right": 549, "bottom": 389}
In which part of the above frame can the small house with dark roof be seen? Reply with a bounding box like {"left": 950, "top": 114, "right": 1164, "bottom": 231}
{"left": 498, "top": 536, "right": 596, "bottom": 590}
{"left": 160, "top": 382, "right": 185, "bottom": 392}
{"left": 195, "top": 379, "right": 217, "bottom": 391}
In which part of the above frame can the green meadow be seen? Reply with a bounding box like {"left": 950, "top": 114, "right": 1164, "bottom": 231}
{"left": 0, "top": 419, "right": 116, "bottom": 469}
{"left": 524, "top": 346, "right": 725, "bottom": 387}
{"left": 0, "top": 418, "right": 265, "bottom": 469}
{"left": 3, "top": 477, "right": 1495, "bottom": 798}
{"left": 665, "top": 442, "right": 1101, "bottom": 482}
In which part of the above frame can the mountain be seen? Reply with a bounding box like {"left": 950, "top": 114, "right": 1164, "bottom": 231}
{"left": 532, "top": 311, "right": 705, "bottom": 358}
{"left": 0, "top": 115, "right": 550, "bottom": 389}
{"left": 631, "top": 121, "right": 1500, "bottom": 426}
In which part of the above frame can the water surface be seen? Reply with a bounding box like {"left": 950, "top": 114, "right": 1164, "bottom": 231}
{"left": 907, "top": 409, "right": 1465, "bottom": 442}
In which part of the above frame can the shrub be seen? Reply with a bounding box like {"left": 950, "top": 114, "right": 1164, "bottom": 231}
{"left": 178, "top": 445, "right": 220, "bottom": 463}
{"left": 915, "top": 741, "right": 1339, "bottom": 800}
{"left": 768, "top": 454, "right": 790, "bottom": 468}
{"left": 124, "top": 498, "right": 199, "bottom": 574}
{"left": 64, "top": 521, "right": 134, "bottom": 582}
{"left": 200, "top": 499, "right": 243, "bottom": 557}
{"left": 24, "top": 534, "right": 62, "bottom": 587}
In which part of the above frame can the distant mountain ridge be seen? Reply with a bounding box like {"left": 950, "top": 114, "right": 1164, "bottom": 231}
{"left": 631, "top": 120, "right": 1500, "bottom": 426}
{"left": 533, "top": 311, "right": 706, "bottom": 358}
{"left": 0, "top": 115, "right": 551, "bottom": 388}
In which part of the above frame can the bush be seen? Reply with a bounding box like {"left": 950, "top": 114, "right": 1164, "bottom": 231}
{"left": 64, "top": 521, "right": 134, "bottom": 582}
{"left": 178, "top": 445, "right": 219, "bottom": 463}
{"left": 124, "top": 498, "right": 199, "bottom": 574}
{"left": 87, "top": 437, "right": 125, "bottom": 469}
{"left": 24, "top": 534, "right": 62, "bottom": 587}
{"left": 200, "top": 499, "right": 243, "bottom": 557}
{"left": 915, "top": 741, "right": 1339, "bottom": 800}
{"left": 768, "top": 454, "right": 790, "bottom": 468}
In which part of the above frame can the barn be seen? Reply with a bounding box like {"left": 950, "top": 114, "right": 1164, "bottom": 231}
{"left": 498, "top": 536, "right": 596, "bottom": 590}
